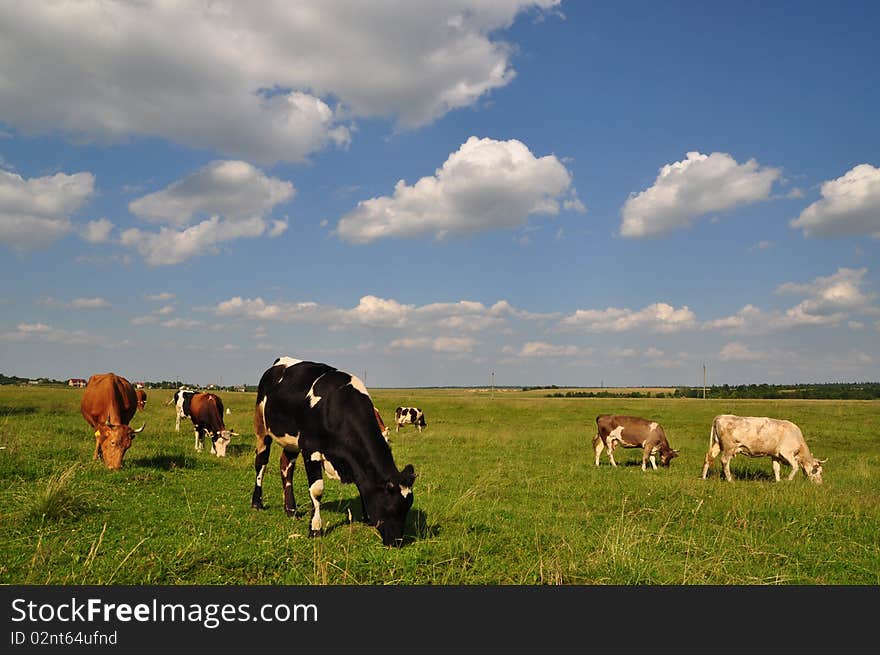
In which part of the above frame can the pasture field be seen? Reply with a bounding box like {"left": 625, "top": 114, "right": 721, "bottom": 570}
{"left": 1, "top": 385, "right": 878, "bottom": 585}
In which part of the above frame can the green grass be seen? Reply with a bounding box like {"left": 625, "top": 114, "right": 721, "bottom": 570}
{"left": 0, "top": 385, "right": 878, "bottom": 584}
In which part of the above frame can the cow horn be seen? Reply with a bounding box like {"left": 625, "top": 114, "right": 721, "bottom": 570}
{"left": 133, "top": 423, "right": 146, "bottom": 434}
{"left": 818, "top": 458, "right": 827, "bottom": 463}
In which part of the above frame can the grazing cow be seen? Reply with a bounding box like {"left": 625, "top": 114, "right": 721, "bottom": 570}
{"left": 593, "top": 414, "right": 679, "bottom": 470}
{"left": 80, "top": 372, "right": 145, "bottom": 470}
{"left": 135, "top": 388, "right": 147, "bottom": 410}
{"left": 701, "top": 414, "right": 825, "bottom": 484}
{"left": 395, "top": 406, "right": 426, "bottom": 433}
{"left": 169, "top": 388, "right": 196, "bottom": 432}
{"left": 251, "top": 357, "right": 416, "bottom": 546}
{"left": 188, "top": 392, "right": 237, "bottom": 457}
{"left": 374, "top": 406, "right": 390, "bottom": 441}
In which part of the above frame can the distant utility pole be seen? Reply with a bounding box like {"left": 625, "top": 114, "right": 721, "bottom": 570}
{"left": 703, "top": 362, "right": 708, "bottom": 399}
{"left": 491, "top": 371, "right": 495, "bottom": 399}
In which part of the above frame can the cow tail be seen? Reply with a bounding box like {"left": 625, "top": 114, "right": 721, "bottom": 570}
{"left": 709, "top": 417, "right": 718, "bottom": 448}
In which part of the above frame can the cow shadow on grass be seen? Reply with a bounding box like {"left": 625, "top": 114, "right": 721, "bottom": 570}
{"left": 129, "top": 454, "right": 198, "bottom": 470}
{"left": 318, "top": 498, "right": 436, "bottom": 544}
{"left": 0, "top": 405, "right": 38, "bottom": 416}
{"left": 225, "top": 443, "right": 252, "bottom": 457}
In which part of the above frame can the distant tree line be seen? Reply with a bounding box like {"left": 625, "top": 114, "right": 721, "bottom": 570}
{"left": 546, "top": 382, "right": 880, "bottom": 400}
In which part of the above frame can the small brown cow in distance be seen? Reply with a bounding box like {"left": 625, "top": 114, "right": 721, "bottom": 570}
{"left": 136, "top": 388, "right": 147, "bottom": 410}
{"left": 593, "top": 414, "right": 679, "bottom": 471}
{"left": 80, "top": 372, "right": 145, "bottom": 470}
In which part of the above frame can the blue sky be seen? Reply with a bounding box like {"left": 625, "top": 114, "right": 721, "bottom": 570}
{"left": 1, "top": 1, "right": 878, "bottom": 388}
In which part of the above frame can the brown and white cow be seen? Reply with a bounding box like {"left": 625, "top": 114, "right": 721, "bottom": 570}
{"left": 188, "top": 392, "right": 237, "bottom": 457}
{"left": 701, "top": 414, "right": 825, "bottom": 484}
{"left": 592, "top": 414, "right": 679, "bottom": 470}
{"left": 135, "top": 388, "right": 147, "bottom": 410}
{"left": 80, "top": 372, "right": 145, "bottom": 470}
{"left": 374, "top": 406, "right": 390, "bottom": 441}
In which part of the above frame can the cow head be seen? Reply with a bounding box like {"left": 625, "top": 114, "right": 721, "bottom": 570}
{"left": 368, "top": 464, "right": 416, "bottom": 546}
{"left": 96, "top": 416, "right": 145, "bottom": 470}
{"left": 660, "top": 448, "right": 680, "bottom": 467}
{"left": 805, "top": 457, "right": 826, "bottom": 484}
{"left": 212, "top": 429, "right": 238, "bottom": 457}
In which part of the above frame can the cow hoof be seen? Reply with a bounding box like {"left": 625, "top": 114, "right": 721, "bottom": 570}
{"left": 285, "top": 507, "right": 299, "bottom": 518}
{"left": 308, "top": 529, "right": 322, "bottom": 539}
{"left": 251, "top": 500, "right": 264, "bottom": 510}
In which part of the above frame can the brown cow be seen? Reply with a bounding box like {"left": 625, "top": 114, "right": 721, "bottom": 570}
{"left": 188, "top": 392, "right": 237, "bottom": 457}
{"left": 374, "top": 406, "right": 390, "bottom": 441}
{"left": 136, "top": 388, "right": 147, "bottom": 410}
{"left": 80, "top": 373, "right": 145, "bottom": 470}
{"left": 593, "top": 414, "right": 679, "bottom": 470}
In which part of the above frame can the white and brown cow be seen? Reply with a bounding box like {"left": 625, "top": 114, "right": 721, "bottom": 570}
{"left": 80, "top": 372, "right": 145, "bottom": 470}
{"left": 135, "top": 388, "right": 147, "bottom": 410}
{"left": 701, "top": 414, "right": 825, "bottom": 484}
{"left": 251, "top": 357, "right": 416, "bottom": 546}
{"left": 592, "top": 414, "right": 679, "bottom": 470}
{"left": 188, "top": 392, "right": 237, "bottom": 457}
{"left": 374, "top": 406, "right": 390, "bottom": 441}
{"left": 395, "top": 406, "right": 426, "bottom": 433}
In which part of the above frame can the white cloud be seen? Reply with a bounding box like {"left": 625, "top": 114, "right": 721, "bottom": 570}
{"left": 129, "top": 161, "right": 294, "bottom": 226}
{"left": 335, "top": 136, "right": 583, "bottom": 243}
{"left": 705, "top": 268, "right": 876, "bottom": 334}
{"left": 160, "top": 318, "right": 205, "bottom": 329}
{"left": 81, "top": 218, "right": 114, "bottom": 243}
{"left": 620, "top": 151, "right": 780, "bottom": 238}
{"left": 0, "top": 168, "right": 95, "bottom": 250}
{"left": 507, "top": 341, "right": 590, "bottom": 358}
{"left": 39, "top": 296, "right": 111, "bottom": 309}
{"left": 387, "top": 336, "right": 477, "bottom": 353}
{"left": 791, "top": 164, "right": 880, "bottom": 237}
{"left": 119, "top": 161, "right": 294, "bottom": 265}
{"left": 0, "top": 322, "right": 100, "bottom": 344}
{"left": 145, "top": 292, "right": 175, "bottom": 302}
{"left": 120, "top": 215, "right": 281, "bottom": 266}
{"left": 0, "top": 2, "right": 560, "bottom": 163}
{"left": 719, "top": 341, "right": 763, "bottom": 361}
{"left": 558, "top": 302, "right": 697, "bottom": 333}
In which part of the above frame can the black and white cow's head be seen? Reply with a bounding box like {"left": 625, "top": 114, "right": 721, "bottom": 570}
{"left": 363, "top": 463, "right": 416, "bottom": 546}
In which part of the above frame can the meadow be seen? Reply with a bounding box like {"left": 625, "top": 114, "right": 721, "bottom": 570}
{"left": 1, "top": 384, "right": 878, "bottom": 585}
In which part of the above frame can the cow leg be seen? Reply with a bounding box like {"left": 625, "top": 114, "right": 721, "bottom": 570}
{"left": 721, "top": 453, "right": 735, "bottom": 482}
{"left": 251, "top": 435, "right": 272, "bottom": 510}
{"left": 701, "top": 441, "right": 721, "bottom": 479}
{"left": 194, "top": 427, "right": 203, "bottom": 452}
{"left": 279, "top": 448, "right": 299, "bottom": 517}
{"left": 303, "top": 455, "right": 324, "bottom": 537}
{"left": 175, "top": 414, "right": 181, "bottom": 432}
{"left": 210, "top": 434, "right": 217, "bottom": 455}
{"left": 771, "top": 458, "right": 782, "bottom": 482}
{"left": 592, "top": 434, "right": 604, "bottom": 466}
{"left": 607, "top": 441, "right": 618, "bottom": 467}
{"left": 784, "top": 453, "right": 800, "bottom": 481}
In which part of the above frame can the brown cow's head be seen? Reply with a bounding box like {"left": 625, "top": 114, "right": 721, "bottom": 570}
{"left": 660, "top": 448, "right": 680, "bottom": 467}
{"left": 95, "top": 417, "right": 145, "bottom": 470}
{"left": 212, "top": 429, "right": 237, "bottom": 457}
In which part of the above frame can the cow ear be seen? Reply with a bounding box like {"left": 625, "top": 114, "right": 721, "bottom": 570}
{"left": 399, "top": 464, "right": 416, "bottom": 487}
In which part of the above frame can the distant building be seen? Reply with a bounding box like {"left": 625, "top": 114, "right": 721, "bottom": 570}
{"left": 68, "top": 378, "right": 87, "bottom": 387}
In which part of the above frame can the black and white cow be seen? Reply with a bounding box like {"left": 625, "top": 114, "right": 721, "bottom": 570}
{"left": 251, "top": 357, "right": 416, "bottom": 546}
{"left": 395, "top": 406, "right": 426, "bottom": 433}
{"left": 169, "top": 388, "right": 196, "bottom": 432}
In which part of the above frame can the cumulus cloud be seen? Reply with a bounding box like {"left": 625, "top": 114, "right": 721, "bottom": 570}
{"left": 0, "top": 2, "right": 560, "bottom": 163}
{"left": 558, "top": 302, "right": 697, "bottom": 333}
{"left": 705, "top": 268, "right": 876, "bottom": 334}
{"left": 620, "top": 151, "right": 781, "bottom": 238}
{"left": 129, "top": 160, "right": 295, "bottom": 226}
{"left": 0, "top": 168, "right": 95, "bottom": 250}
{"left": 719, "top": 341, "right": 764, "bottom": 361}
{"left": 335, "top": 136, "right": 583, "bottom": 243}
{"left": 119, "top": 162, "right": 293, "bottom": 265}
{"left": 120, "top": 215, "right": 280, "bottom": 266}
{"left": 790, "top": 164, "right": 880, "bottom": 238}
{"left": 81, "top": 218, "right": 114, "bottom": 243}
{"left": 387, "top": 336, "right": 477, "bottom": 353}
{"left": 0, "top": 322, "right": 100, "bottom": 344}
